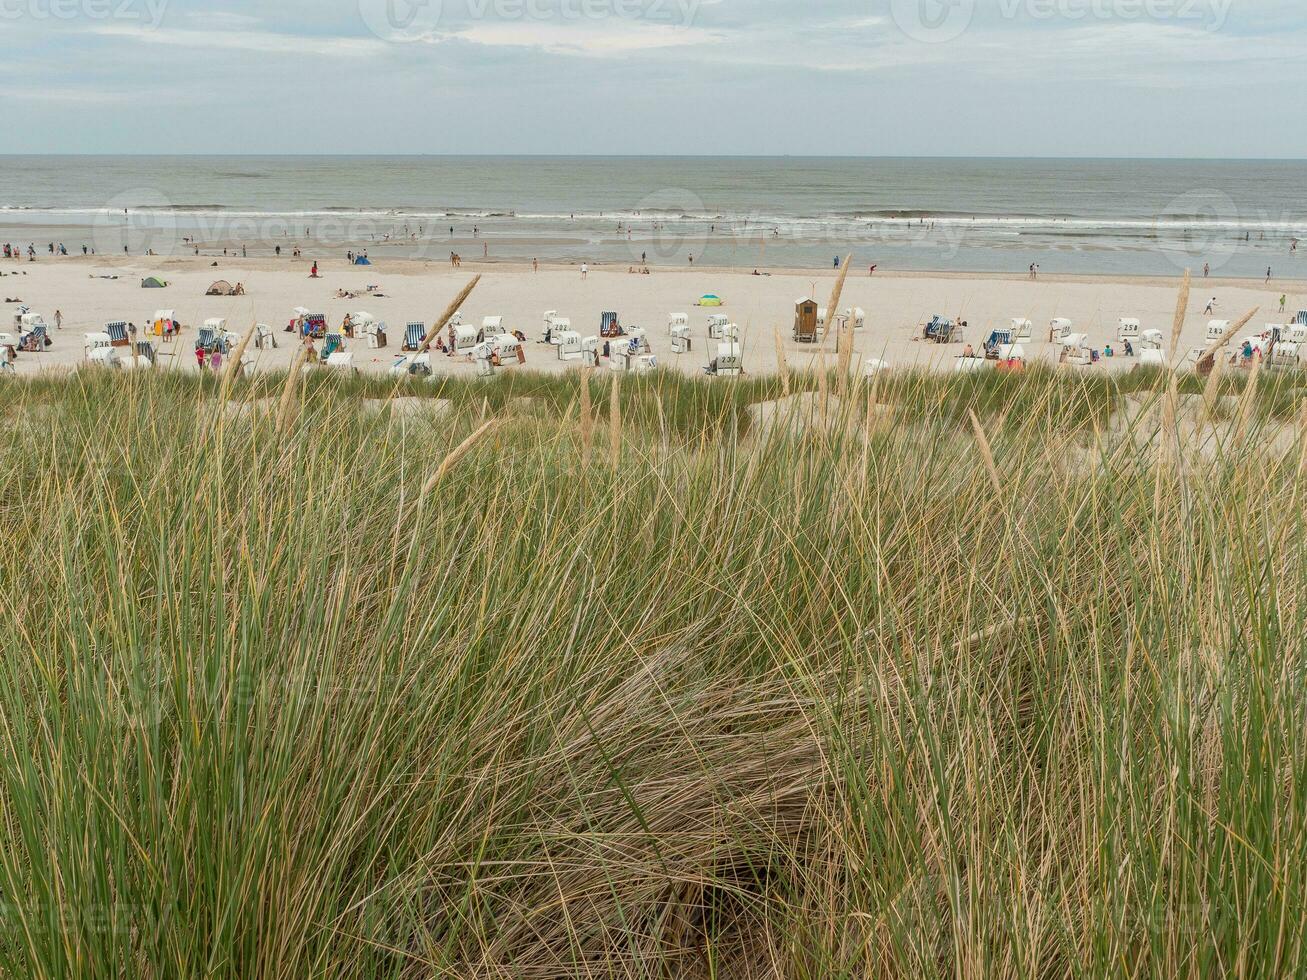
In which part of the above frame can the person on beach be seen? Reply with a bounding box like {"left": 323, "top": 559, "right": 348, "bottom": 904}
{"left": 310, "top": 261, "right": 319, "bottom": 278}
{"left": 1204, "top": 262, "right": 1210, "bottom": 277}
{"left": 54, "top": 310, "right": 61, "bottom": 330}
{"left": 1266, "top": 267, "right": 1272, "bottom": 283}
{"left": 581, "top": 263, "right": 588, "bottom": 279}
{"left": 195, "top": 347, "right": 206, "bottom": 370}
{"left": 210, "top": 348, "right": 223, "bottom": 372}
{"left": 1205, "top": 297, "right": 1217, "bottom": 315}
{"left": 1281, "top": 295, "right": 1287, "bottom": 313}
{"left": 532, "top": 258, "right": 538, "bottom": 272}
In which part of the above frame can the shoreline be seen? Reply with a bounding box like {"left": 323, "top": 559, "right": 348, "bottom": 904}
{"left": 2, "top": 256, "right": 1301, "bottom": 380}
{"left": 4, "top": 252, "right": 1305, "bottom": 290}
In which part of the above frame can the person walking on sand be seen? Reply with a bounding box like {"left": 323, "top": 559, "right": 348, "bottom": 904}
{"left": 581, "top": 263, "right": 588, "bottom": 279}
{"left": 54, "top": 309, "right": 62, "bottom": 330}
{"left": 1204, "top": 262, "right": 1210, "bottom": 277}
{"left": 1205, "top": 297, "right": 1217, "bottom": 315}
{"left": 1266, "top": 267, "right": 1272, "bottom": 283}
{"left": 1281, "top": 294, "right": 1288, "bottom": 313}
{"left": 195, "top": 346, "right": 206, "bottom": 371}
{"left": 532, "top": 258, "right": 538, "bottom": 272}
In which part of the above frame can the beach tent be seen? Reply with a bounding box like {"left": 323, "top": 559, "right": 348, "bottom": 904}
{"left": 697, "top": 295, "right": 723, "bottom": 307}
{"left": 141, "top": 277, "right": 168, "bottom": 289}
{"left": 354, "top": 256, "right": 371, "bottom": 266}
{"left": 206, "top": 280, "right": 236, "bottom": 296}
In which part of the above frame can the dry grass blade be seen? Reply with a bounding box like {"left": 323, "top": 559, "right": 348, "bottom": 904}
{"left": 421, "top": 275, "right": 482, "bottom": 355}
{"left": 609, "top": 375, "right": 622, "bottom": 468}
{"left": 419, "top": 419, "right": 499, "bottom": 501}
{"left": 1297, "top": 398, "right": 1307, "bottom": 481}
{"left": 1199, "top": 307, "right": 1259, "bottom": 364}
{"left": 774, "top": 327, "right": 790, "bottom": 397}
{"left": 1234, "top": 355, "right": 1261, "bottom": 445}
{"left": 1201, "top": 352, "right": 1225, "bottom": 420}
{"left": 218, "top": 319, "right": 257, "bottom": 405}
{"left": 969, "top": 409, "right": 1002, "bottom": 493}
{"left": 821, "top": 254, "right": 852, "bottom": 344}
{"left": 1169, "top": 269, "right": 1191, "bottom": 368}
{"left": 579, "top": 370, "right": 594, "bottom": 463}
{"left": 275, "top": 346, "right": 308, "bottom": 433}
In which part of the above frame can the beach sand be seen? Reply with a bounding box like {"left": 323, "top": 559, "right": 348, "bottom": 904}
{"left": 1, "top": 254, "right": 1302, "bottom": 378}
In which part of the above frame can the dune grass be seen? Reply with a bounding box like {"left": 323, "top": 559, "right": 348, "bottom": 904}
{"left": 2, "top": 365, "right": 1307, "bottom": 977}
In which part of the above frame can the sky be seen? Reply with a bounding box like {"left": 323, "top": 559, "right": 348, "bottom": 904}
{"left": 1, "top": 0, "right": 1303, "bottom": 156}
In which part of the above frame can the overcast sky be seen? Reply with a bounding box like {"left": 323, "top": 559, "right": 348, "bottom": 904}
{"left": 1, "top": 0, "right": 1302, "bottom": 156}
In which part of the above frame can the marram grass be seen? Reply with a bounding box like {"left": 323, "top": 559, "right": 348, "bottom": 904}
{"left": 1, "top": 366, "right": 1307, "bottom": 978}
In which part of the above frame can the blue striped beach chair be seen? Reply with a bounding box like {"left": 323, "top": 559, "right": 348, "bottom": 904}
{"left": 106, "top": 321, "right": 129, "bottom": 347}
{"left": 403, "top": 322, "right": 425, "bottom": 352}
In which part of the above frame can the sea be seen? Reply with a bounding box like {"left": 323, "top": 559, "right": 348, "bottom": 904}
{"left": 0, "top": 156, "right": 1303, "bottom": 278}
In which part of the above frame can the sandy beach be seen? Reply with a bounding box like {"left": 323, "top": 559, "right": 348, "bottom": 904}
{"left": 2, "top": 254, "right": 1303, "bottom": 378}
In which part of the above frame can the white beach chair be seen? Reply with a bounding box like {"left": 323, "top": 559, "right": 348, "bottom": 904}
{"left": 670, "top": 323, "right": 692, "bottom": 354}
{"left": 1138, "top": 348, "right": 1165, "bottom": 368}
{"left": 557, "top": 331, "right": 582, "bottom": 361}
{"left": 1011, "top": 318, "right": 1033, "bottom": 343}
{"left": 1272, "top": 341, "right": 1301, "bottom": 367}
{"left": 668, "top": 313, "right": 688, "bottom": 335}
{"left": 325, "top": 351, "right": 356, "bottom": 374}
{"left": 864, "top": 358, "right": 889, "bottom": 376}
{"left": 706, "top": 341, "right": 742, "bottom": 377}
{"left": 1206, "top": 320, "right": 1231, "bottom": 343}
{"left": 453, "top": 325, "right": 479, "bottom": 356}
{"left": 544, "top": 314, "right": 570, "bottom": 345}
{"left": 626, "top": 327, "right": 650, "bottom": 353}
{"left": 1118, "top": 318, "right": 1141, "bottom": 341}
{"left": 84, "top": 332, "right": 113, "bottom": 358}
{"left": 1049, "top": 317, "right": 1073, "bottom": 341}
{"left": 955, "top": 356, "right": 991, "bottom": 374}
{"left": 707, "top": 314, "right": 729, "bottom": 340}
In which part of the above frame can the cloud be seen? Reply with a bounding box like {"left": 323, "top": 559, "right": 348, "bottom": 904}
{"left": 443, "top": 20, "right": 724, "bottom": 55}
{"left": 89, "top": 23, "right": 388, "bottom": 57}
